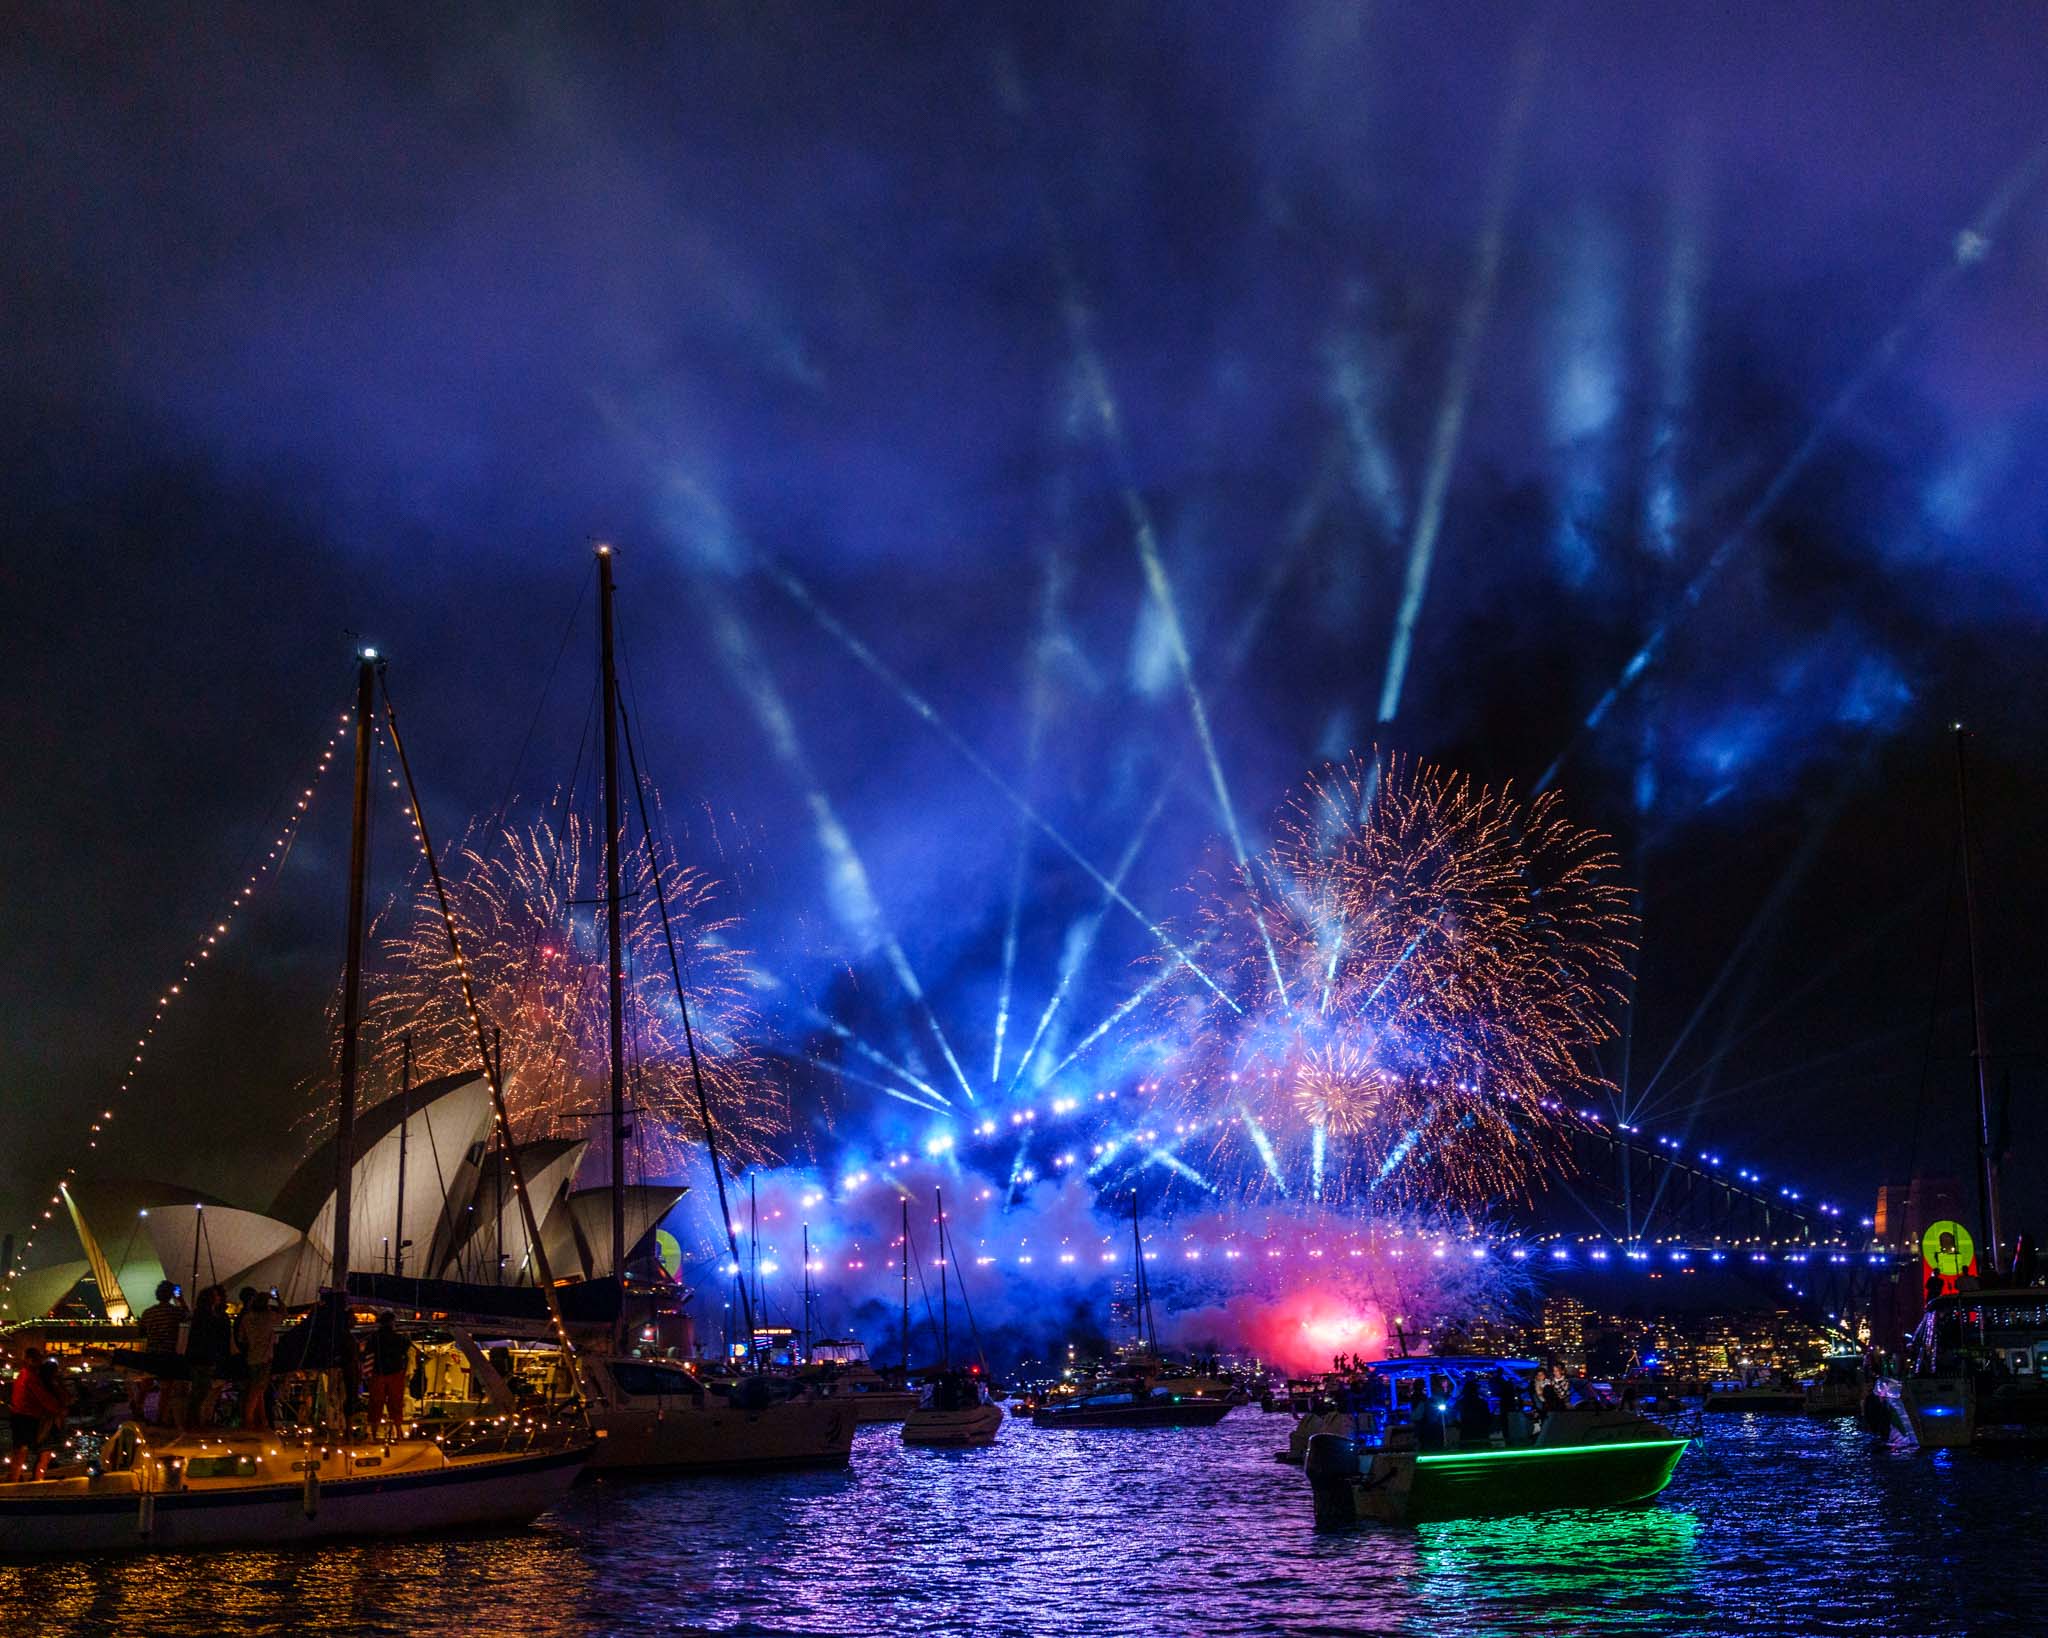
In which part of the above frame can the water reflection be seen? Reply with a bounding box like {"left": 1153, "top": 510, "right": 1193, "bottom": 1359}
{"left": 1409, "top": 1507, "right": 1703, "bottom": 1636}
{"left": 7, "top": 1412, "right": 2048, "bottom": 1636}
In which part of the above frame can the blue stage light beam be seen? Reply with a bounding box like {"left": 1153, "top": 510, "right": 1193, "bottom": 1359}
{"left": 1147, "top": 1149, "right": 1218, "bottom": 1193}
{"left": 764, "top": 560, "right": 1237, "bottom": 1013}
{"left": 765, "top": 1045, "right": 953, "bottom": 1117}
{"left": 1033, "top": 950, "right": 1202, "bottom": 1090}
{"left": 707, "top": 591, "right": 978, "bottom": 1105}
{"left": 1537, "top": 136, "right": 2048, "bottom": 794}
{"left": 1545, "top": 205, "right": 1624, "bottom": 585}
{"left": 1006, "top": 451, "right": 1340, "bottom": 1093}
{"left": 1059, "top": 312, "right": 1290, "bottom": 1008}
{"left": 992, "top": 551, "right": 1067, "bottom": 1087}
{"left": 745, "top": 966, "right": 954, "bottom": 1108}
{"left": 1376, "top": 37, "right": 1541, "bottom": 726}
{"left": 1006, "top": 784, "right": 1170, "bottom": 1095}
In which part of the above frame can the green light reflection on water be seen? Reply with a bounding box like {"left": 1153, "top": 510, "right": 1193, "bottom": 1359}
{"left": 1404, "top": 1506, "right": 1704, "bottom": 1637}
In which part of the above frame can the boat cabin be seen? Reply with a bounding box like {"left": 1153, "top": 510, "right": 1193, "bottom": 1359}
{"left": 1908, "top": 1291, "right": 2048, "bottom": 1380}
{"left": 1332, "top": 1355, "right": 1547, "bottom": 1448}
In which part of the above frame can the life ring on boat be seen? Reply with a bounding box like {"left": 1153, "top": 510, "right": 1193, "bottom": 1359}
{"left": 105, "top": 1421, "right": 142, "bottom": 1473}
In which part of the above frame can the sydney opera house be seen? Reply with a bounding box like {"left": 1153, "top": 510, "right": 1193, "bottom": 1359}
{"left": 2, "top": 1073, "right": 684, "bottom": 1323}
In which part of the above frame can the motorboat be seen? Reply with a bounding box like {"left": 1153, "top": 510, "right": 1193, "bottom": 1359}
{"left": 580, "top": 1355, "right": 855, "bottom": 1473}
{"left": 1029, "top": 1376, "right": 1233, "bottom": 1429}
{"left": 1701, "top": 1364, "right": 1805, "bottom": 1413}
{"left": 1304, "top": 1356, "right": 1685, "bottom": 1526}
{"left": 797, "top": 1339, "right": 920, "bottom": 1423}
{"left": 1874, "top": 1290, "right": 2048, "bottom": 1448}
{"left": 410, "top": 1324, "right": 855, "bottom": 1474}
{"left": 902, "top": 1368, "right": 1002, "bottom": 1448}
{"left": 1804, "top": 1350, "right": 1868, "bottom": 1417}
{"left": 1026, "top": 1195, "right": 1232, "bottom": 1433}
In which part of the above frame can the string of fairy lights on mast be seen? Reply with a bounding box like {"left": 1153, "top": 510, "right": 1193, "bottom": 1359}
{"left": 0, "top": 698, "right": 359, "bottom": 1317}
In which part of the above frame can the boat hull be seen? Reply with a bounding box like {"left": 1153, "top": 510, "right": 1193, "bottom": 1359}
{"left": 1308, "top": 1434, "right": 1686, "bottom": 1526}
{"left": 1876, "top": 1375, "right": 1974, "bottom": 1448}
{"left": 902, "top": 1404, "right": 1003, "bottom": 1448}
{"left": 587, "top": 1397, "right": 856, "bottom": 1474}
{"left": 1031, "top": 1400, "right": 1232, "bottom": 1430}
{"left": 0, "top": 1442, "right": 588, "bottom": 1556}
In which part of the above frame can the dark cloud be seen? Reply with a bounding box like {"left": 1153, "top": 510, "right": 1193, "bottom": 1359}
{"left": 4, "top": 1, "right": 2046, "bottom": 1260}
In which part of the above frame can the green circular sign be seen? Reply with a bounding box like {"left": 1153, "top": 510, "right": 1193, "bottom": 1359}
{"left": 1921, "top": 1219, "right": 1974, "bottom": 1277}
{"left": 653, "top": 1229, "right": 683, "bottom": 1278}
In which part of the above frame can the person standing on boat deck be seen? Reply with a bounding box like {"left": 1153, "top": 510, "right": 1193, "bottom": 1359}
{"left": 1457, "top": 1373, "right": 1496, "bottom": 1446}
{"left": 8, "top": 1344, "right": 70, "bottom": 1480}
{"left": 138, "top": 1280, "right": 188, "bottom": 1427}
{"left": 238, "top": 1291, "right": 280, "bottom": 1431}
{"left": 184, "top": 1285, "right": 233, "bottom": 1429}
{"left": 367, "top": 1313, "right": 412, "bottom": 1437}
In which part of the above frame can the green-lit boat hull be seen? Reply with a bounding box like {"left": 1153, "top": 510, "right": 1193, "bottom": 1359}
{"left": 1310, "top": 1436, "right": 1688, "bottom": 1526}
{"left": 1404, "top": 1438, "right": 1687, "bottom": 1522}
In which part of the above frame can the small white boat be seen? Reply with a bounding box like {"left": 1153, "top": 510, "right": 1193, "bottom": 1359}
{"left": 895, "top": 1189, "right": 1000, "bottom": 1449}
{"left": 0, "top": 1427, "right": 586, "bottom": 1555}
{"left": 902, "top": 1369, "right": 1002, "bottom": 1448}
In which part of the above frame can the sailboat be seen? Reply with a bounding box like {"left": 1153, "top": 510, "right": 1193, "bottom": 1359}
{"left": 1028, "top": 1196, "right": 1232, "bottom": 1430}
{"left": 793, "top": 1219, "right": 920, "bottom": 1421}
{"left": 901, "top": 1189, "right": 1002, "bottom": 1448}
{"left": 565, "top": 544, "right": 854, "bottom": 1475}
{"left": 1874, "top": 726, "right": 2048, "bottom": 1449}
{"left": 0, "top": 651, "right": 592, "bottom": 1553}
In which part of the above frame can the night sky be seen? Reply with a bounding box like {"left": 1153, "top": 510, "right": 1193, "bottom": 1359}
{"left": 5, "top": 2, "right": 2046, "bottom": 1262}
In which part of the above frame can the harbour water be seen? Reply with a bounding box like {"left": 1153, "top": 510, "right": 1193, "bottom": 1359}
{"left": 6, "top": 1411, "right": 2046, "bottom": 1637}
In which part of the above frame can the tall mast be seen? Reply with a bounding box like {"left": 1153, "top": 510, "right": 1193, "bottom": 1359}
{"left": 391, "top": 1033, "right": 410, "bottom": 1277}
{"left": 493, "top": 1026, "right": 505, "bottom": 1283}
{"left": 901, "top": 1197, "right": 910, "bottom": 1377}
{"left": 802, "top": 1222, "right": 812, "bottom": 1363}
{"left": 330, "top": 650, "right": 378, "bottom": 1292}
{"left": 598, "top": 544, "right": 628, "bottom": 1343}
{"left": 749, "top": 1174, "right": 759, "bottom": 1358}
{"left": 1131, "top": 1192, "right": 1156, "bottom": 1356}
{"left": 1954, "top": 725, "right": 2003, "bottom": 1278}
{"left": 937, "top": 1188, "right": 950, "bottom": 1369}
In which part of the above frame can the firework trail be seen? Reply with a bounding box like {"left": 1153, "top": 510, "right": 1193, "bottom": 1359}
{"left": 1146, "top": 751, "right": 1635, "bottom": 1215}
{"left": 344, "top": 807, "right": 785, "bottom": 1180}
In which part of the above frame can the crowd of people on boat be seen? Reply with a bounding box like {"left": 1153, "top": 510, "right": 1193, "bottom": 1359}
{"left": 133, "top": 1279, "right": 286, "bottom": 1431}
{"left": 1325, "top": 1357, "right": 1636, "bottom": 1449}
{"left": 2, "top": 1287, "right": 429, "bottom": 1480}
